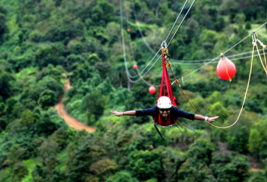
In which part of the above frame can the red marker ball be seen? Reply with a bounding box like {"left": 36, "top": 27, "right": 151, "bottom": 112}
{"left": 149, "top": 86, "right": 156, "bottom": 94}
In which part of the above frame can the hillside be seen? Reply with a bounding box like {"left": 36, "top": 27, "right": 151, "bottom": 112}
{"left": 0, "top": 0, "right": 267, "bottom": 181}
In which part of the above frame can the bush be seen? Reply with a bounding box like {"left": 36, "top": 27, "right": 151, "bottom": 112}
{"left": 127, "top": 150, "right": 162, "bottom": 181}
{"left": 35, "top": 43, "right": 65, "bottom": 67}
{"left": 38, "top": 89, "right": 57, "bottom": 110}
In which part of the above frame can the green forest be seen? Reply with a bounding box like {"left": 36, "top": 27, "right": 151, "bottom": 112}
{"left": 0, "top": 0, "right": 267, "bottom": 181}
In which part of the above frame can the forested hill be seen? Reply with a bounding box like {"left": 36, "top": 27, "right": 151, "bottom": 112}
{"left": 0, "top": 0, "right": 267, "bottom": 181}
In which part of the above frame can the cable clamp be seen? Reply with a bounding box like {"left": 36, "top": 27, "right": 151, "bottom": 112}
{"left": 161, "top": 40, "right": 169, "bottom": 55}
{"left": 172, "top": 79, "right": 181, "bottom": 87}
{"left": 161, "top": 40, "right": 167, "bottom": 48}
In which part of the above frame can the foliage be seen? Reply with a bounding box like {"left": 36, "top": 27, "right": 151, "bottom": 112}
{"left": 211, "top": 153, "right": 250, "bottom": 182}
{"left": 0, "top": 71, "right": 15, "bottom": 99}
{"left": 38, "top": 89, "right": 57, "bottom": 110}
{"left": 0, "top": 0, "right": 267, "bottom": 181}
{"left": 127, "top": 150, "right": 162, "bottom": 181}
{"left": 106, "top": 171, "right": 139, "bottom": 182}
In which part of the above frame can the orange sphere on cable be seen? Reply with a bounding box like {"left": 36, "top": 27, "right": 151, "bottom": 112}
{"left": 216, "top": 55, "right": 236, "bottom": 81}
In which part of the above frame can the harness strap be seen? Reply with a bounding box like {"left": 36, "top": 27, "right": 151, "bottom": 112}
{"left": 154, "top": 124, "right": 165, "bottom": 140}
{"left": 175, "top": 124, "right": 188, "bottom": 139}
{"left": 182, "top": 122, "right": 198, "bottom": 134}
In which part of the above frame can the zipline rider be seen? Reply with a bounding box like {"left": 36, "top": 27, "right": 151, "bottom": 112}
{"left": 111, "top": 96, "right": 219, "bottom": 139}
{"left": 111, "top": 96, "right": 218, "bottom": 122}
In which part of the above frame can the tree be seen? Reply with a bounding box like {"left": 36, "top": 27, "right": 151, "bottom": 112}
{"left": 210, "top": 153, "right": 232, "bottom": 180}
{"left": 5, "top": 97, "right": 20, "bottom": 117}
{"left": 0, "top": 71, "right": 15, "bottom": 99}
{"left": 52, "top": 128, "right": 69, "bottom": 150}
{"left": 221, "top": 155, "right": 250, "bottom": 181}
{"left": 3, "top": 144, "right": 26, "bottom": 181}
{"left": 245, "top": 21, "right": 251, "bottom": 30}
{"left": 0, "top": 7, "right": 8, "bottom": 41}
{"left": 38, "top": 89, "right": 57, "bottom": 110}
{"left": 35, "top": 43, "right": 64, "bottom": 67}
{"left": 88, "top": 158, "right": 118, "bottom": 181}
{"left": 20, "top": 109, "right": 37, "bottom": 127}
{"left": 95, "top": 62, "right": 112, "bottom": 80}
{"left": 82, "top": 90, "right": 108, "bottom": 125}
{"left": 42, "top": 76, "right": 64, "bottom": 98}
{"left": 0, "top": 102, "right": 5, "bottom": 116}
{"left": 65, "top": 54, "right": 84, "bottom": 72}
{"left": 127, "top": 150, "right": 162, "bottom": 181}
{"left": 177, "top": 158, "right": 210, "bottom": 182}
{"left": 106, "top": 171, "right": 139, "bottom": 182}
{"left": 66, "top": 142, "right": 106, "bottom": 182}
{"left": 187, "top": 138, "right": 214, "bottom": 165}
{"left": 37, "top": 110, "right": 64, "bottom": 135}
{"left": 0, "top": 118, "right": 7, "bottom": 131}
{"left": 32, "top": 140, "right": 59, "bottom": 182}
{"left": 234, "top": 13, "right": 246, "bottom": 25}
{"left": 88, "top": 53, "right": 101, "bottom": 65}
{"left": 209, "top": 102, "right": 228, "bottom": 122}
{"left": 96, "top": 78, "right": 115, "bottom": 96}
{"left": 248, "top": 129, "right": 261, "bottom": 156}
{"left": 12, "top": 162, "right": 29, "bottom": 182}
{"left": 70, "top": 62, "right": 93, "bottom": 84}
{"left": 227, "top": 125, "right": 249, "bottom": 153}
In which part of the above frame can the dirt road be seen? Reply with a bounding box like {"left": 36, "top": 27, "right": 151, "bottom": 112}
{"left": 54, "top": 79, "right": 95, "bottom": 132}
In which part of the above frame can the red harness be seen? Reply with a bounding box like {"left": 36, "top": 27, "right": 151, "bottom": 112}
{"left": 153, "top": 55, "right": 178, "bottom": 126}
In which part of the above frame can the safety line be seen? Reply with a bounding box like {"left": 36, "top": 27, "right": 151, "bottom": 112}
{"left": 207, "top": 45, "right": 254, "bottom": 129}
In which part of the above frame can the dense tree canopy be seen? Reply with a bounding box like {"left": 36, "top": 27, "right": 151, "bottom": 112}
{"left": 0, "top": 0, "right": 267, "bottom": 181}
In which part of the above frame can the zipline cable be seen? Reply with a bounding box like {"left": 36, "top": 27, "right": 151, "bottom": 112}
{"left": 131, "top": 2, "right": 266, "bottom": 65}
{"left": 121, "top": 0, "right": 194, "bottom": 81}
{"left": 171, "top": 52, "right": 267, "bottom": 65}
{"left": 167, "top": 0, "right": 197, "bottom": 47}
{"left": 177, "top": 35, "right": 252, "bottom": 80}
{"left": 176, "top": 21, "right": 267, "bottom": 81}
{"left": 125, "top": 9, "right": 161, "bottom": 87}
{"left": 120, "top": 0, "right": 162, "bottom": 81}
{"left": 171, "top": 48, "right": 265, "bottom": 63}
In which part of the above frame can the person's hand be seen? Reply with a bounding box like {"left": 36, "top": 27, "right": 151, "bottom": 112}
{"left": 207, "top": 116, "right": 219, "bottom": 122}
{"left": 111, "top": 110, "right": 123, "bottom": 117}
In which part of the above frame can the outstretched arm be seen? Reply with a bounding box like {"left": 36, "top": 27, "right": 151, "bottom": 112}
{"left": 111, "top": 110, "right": 136, "bottom": 117}
{"left": 194, "top": 114, "right": 219, "bottom": 123}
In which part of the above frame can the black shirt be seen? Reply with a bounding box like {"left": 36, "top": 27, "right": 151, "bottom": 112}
{"left": 136, "top": 105, "right": 195, "bottom": 120}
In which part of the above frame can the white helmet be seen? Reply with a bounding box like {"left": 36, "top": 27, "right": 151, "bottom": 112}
{"left": 157, "top": 96, "right": 172, "bottom": 109}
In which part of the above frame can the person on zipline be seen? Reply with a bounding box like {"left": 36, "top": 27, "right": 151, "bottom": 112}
{"left": 111, "top": 96, "right": 219, "bottom": 139}
{"left": 111, "top": 96, "right": 218, "bottom": 139}
{"left": 111, "top": 96, "right": 218, "bottom": 123}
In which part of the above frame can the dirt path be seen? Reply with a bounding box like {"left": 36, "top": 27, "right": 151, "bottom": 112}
{"left": 54, "top": 79, "right": 95, "bottom": 132}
